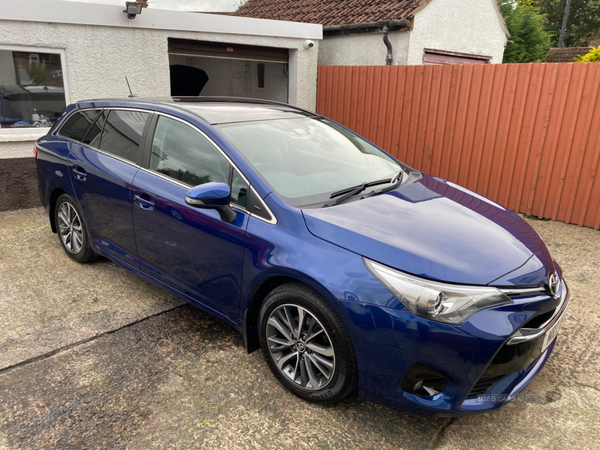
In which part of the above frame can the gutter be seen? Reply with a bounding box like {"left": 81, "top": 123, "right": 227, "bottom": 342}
{"left": 323, "top": 19, "right": 410, "bottom": 37}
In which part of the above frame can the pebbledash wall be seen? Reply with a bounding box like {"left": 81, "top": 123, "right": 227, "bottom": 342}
{"left": 318, "top": 0, "right": 508, "bottom": 66}
{"left": 0, "top": 0, "right": 322, "bottom": 211}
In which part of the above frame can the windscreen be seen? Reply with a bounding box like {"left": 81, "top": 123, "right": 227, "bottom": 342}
{"left": 216, "top": 117, "right": 401, "bottom": 207}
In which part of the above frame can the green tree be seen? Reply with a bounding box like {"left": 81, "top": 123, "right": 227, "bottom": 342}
{"left": 499, "top": 1, "right": 553, "bottom": 62}
{"left": 535, "top": 0, "right": 600, "bottom": 47}
{"left": 576, "top": 45, "right": 600, "bottom": 61}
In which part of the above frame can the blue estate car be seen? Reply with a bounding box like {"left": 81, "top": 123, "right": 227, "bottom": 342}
{"left": 35, "top": 98, "right": 569, "bottom": 415}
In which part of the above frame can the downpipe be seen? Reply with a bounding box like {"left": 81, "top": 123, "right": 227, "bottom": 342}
{"left": 380, "top": 21, "right": 393, "bottom": 65}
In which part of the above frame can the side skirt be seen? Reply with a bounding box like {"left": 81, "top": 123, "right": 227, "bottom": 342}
{"left": 95, "top": 246, "right": 243, "bottom": 333}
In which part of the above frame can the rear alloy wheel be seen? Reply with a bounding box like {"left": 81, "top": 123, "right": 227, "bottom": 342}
{"left": 259, "top": 282, "right": 357, "bottom": 403}
{"left": 55, "top": 194, "right": 95, "bottom": 263}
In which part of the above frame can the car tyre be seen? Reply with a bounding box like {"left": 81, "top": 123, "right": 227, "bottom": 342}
{"left": 258, "top": 282, "right": 358, "bottom": 403}
{"left": 55, "top": 194, "right": 95, "bottom": 263}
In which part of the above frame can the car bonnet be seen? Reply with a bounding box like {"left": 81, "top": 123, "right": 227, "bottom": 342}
{"left": 301, "top": 174, "right": 554, "bottom": 287}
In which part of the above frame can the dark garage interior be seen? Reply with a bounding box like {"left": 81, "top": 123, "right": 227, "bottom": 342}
{"left": 168, "top": 39, "right": 289, "bottom": 103}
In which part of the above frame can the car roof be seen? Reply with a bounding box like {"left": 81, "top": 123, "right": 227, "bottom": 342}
{"left": 76, "top": 97, "right": 318, "bottom": 125}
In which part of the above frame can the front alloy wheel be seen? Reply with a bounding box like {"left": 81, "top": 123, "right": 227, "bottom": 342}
{"left": 258, "top": 282, "right": 357, "bottom": 403}
{"left": 266, "top": 304, "right": 335, "bottom": 391}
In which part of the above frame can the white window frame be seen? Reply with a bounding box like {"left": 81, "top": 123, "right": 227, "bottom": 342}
{"left": 0, "top": 44, "right": 69, "bottom": 134}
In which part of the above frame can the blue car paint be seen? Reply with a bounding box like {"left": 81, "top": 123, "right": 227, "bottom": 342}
{"left": 35, "top": 98, "right": 568, "bottom": 416}
{"left": 131, "top": 169, "right": 249, "bottom": 322}
{"left": 337, "top": 284, "right": 564, "bottom": 414}
{"left": 303, "top": 173, "right": 554, "bottom": 286}
{"left": 186, "top": 182, "right": 232, "bottom": 206}
{"left": 68, "top": 143, "right": 140, "bottom": 265}
{"left": 35, "top": 135, "right": 76, "bottom": 212}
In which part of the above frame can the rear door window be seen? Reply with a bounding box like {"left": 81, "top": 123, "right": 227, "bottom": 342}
{"left": 97, "top": 110, "right": 149, "bottom": 164}
{"left": 58, "top": 110, "right": 101, "bottom": 141}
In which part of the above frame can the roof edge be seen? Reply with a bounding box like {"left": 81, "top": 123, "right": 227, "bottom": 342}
{"left": 491, "top": 0, "right": 511, "bottom": 39}
{"left": 323, "top": 19, "right": 411, "bottom": 36}
{"left": 0, "top": 0, "right": 323, "bottom": 40}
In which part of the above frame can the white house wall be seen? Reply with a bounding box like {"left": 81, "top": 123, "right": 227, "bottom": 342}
{"left": 0, "top": 1, "right": 321, "bottom": 160}
{"left": 0, "top": 20, "right": 319, "bottom": 109}
{"left": 318, "top": 31, "right": 410, "bottom": 66}
{"left": 407, "top": 0, "right": 508, "bottom": 65}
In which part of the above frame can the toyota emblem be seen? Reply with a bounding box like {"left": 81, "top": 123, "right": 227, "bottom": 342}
{"left": 547, "top": 272, "right": 560, "bottom": 296}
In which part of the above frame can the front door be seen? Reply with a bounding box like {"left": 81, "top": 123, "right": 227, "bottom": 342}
{"left": 131, "top": 115, "right": 250, "bottom": 321}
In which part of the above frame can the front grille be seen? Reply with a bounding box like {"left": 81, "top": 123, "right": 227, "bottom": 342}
{"left": 466, "top": 375, "right": 505, "bottom": 399}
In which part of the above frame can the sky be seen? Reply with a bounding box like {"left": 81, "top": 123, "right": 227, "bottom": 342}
{"left": 65, "top": 0, "right": 240, "bottom": 12}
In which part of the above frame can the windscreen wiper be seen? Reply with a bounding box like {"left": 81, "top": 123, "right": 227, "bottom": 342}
{"left": 324, "top": 177, "right": 393, "bottom": 208}
{"left": 377, "top": 169, "right": 405, "bottom": 193}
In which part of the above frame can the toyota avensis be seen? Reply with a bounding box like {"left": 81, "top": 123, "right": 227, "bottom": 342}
{"left": 35, "top": 97, "right": 569, "bottom": 415}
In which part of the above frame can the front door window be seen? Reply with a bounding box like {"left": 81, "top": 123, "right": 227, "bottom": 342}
{"left": 150, "top": 116, "right": 230, "bottom": 186}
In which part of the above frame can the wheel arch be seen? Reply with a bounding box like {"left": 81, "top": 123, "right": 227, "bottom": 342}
{"left": 241, "top": 272, "right": 348, "bottom": 354}
{"left": 50, "top": 190, "right": 100, "bottom": 257}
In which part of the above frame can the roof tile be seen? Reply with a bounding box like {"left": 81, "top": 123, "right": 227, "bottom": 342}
{"left": 233, "top": 0, "right": 425, "bottom": 27}
{"left": 545, "top": 47, "right": 592, "bottom": 63}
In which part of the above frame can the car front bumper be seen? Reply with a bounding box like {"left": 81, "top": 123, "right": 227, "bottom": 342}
{"left": 339, "top": 280, "right": 569, "bottom": 416}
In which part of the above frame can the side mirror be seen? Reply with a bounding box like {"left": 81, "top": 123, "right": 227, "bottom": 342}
{"left": 185, "top": 182, "right": 237, "bottom": 223}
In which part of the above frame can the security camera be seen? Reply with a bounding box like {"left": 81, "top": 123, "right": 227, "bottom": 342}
{"left": 303, "top": 40, "right": 315, "bottom": 50}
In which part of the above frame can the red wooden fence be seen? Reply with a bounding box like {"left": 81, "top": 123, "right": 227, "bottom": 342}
{"left": 317, "top": 63, "right": 600, "bottom": 229}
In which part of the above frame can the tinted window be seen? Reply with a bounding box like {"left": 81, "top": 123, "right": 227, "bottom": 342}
{"left": 98, "top": 110, "right": 149, "bottom": 164}
{"left": 83, "top": 110, "right": 106, "bottom": 147}
{"left": 231, "top": 170, "right": 248, "bottom": 209}
{"left": 58, "top": 110, "right": 101, "bottom": 141}
{"left": 150, "top": 116, "right": 230, "bottom": 187}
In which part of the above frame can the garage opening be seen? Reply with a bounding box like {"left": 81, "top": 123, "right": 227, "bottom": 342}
{"left": 168, "top": 38, "right": 289, "bottom": 103}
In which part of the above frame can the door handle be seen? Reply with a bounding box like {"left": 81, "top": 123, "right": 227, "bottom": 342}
{"left": 133, "top": 194, "right": 155, "bottom": 211}
{"left": 72, "top": 166, "right": 87, "bottom": 181}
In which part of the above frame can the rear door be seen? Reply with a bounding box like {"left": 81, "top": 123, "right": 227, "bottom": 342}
{"left": 131, "top": 114, "right": 250, "bottom": 321}
{"left": 68, "top": 108, "right": 151, "bottom": 265}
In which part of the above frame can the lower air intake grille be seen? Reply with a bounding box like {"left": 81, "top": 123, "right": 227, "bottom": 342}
{"left": 467, "top": 376, "right": 505, "bottom": 399}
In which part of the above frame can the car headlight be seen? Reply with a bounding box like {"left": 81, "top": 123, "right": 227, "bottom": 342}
{"left": 363, "top": 258, "right": 512, "bottom": 325}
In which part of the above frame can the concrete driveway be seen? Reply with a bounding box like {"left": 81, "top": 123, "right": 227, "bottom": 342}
{"left": 1, "top": 207, "right": 599, "bottom": 450}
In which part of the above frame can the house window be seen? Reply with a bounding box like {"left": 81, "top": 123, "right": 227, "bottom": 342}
{"left": 0, "top": 47, "right": 67, "bottom": 129}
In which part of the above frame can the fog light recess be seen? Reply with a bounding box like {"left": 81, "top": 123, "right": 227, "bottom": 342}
{"left": 401, "top": 363, "right": 450, "bottom": 397}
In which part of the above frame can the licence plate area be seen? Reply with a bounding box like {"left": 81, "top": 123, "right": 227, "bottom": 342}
{"left": 541, "top": 313, "right": 564, "bottom": 353}
{"left": 480, "top": 285, "right": 569, "bottom": 380}
{"left": 480, "top": 308, "right": 567, "bottom": 379}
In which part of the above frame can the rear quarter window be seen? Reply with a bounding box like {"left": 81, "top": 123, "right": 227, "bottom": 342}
{"left": 58, "top": 110, "right": 101, "bottom": 141}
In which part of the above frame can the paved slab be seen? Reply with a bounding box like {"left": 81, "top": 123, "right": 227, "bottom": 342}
{"left": 0, "top": 208, "right": 599, "bottom": 449}
{"left": 0, "top": 306, "right": 448, "bottom": 450}
{"left": 0, "top": 208, "right": 184, "bottom": 370}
